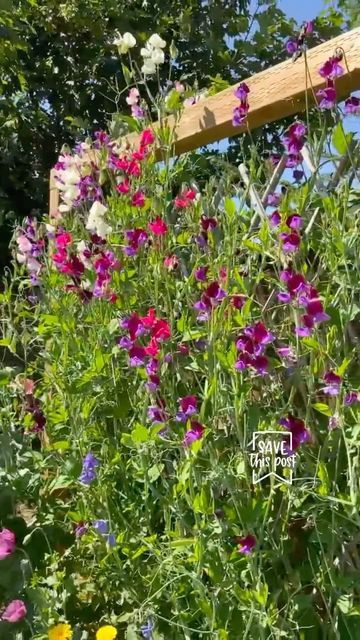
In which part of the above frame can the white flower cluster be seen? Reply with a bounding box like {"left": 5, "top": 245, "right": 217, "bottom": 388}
{"left": 140, "top": 34, "right": 166, "bottom": 75}
{"left": 112, "top": 31, "right": 167, "bottom": 76}
{"left": 55, "top": 143, "right": 92, "bottom": 214}
{"left": 85, "top": 201, "right": 112, "bottom": 239}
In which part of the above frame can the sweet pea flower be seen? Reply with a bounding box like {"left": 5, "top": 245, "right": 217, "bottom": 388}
{"left": 148, "top": 34, "right": 166, "bottom": 49}
{"left": 164, "top": 254, "right": 179, "bottom": 270}
{"left": 126, "top": 88, "right": 140, "bottom": 106}
{"left": 194, "top": 266, "right": 208, "bottom": 281}
{"left": 140, "top": 618, "right": 154, "bottom": 639}
{"left": 79, "top": 453, "right": 100, "bottom": 485}
{"left": 113, "top": 31, "right": 136, "bottom": 54}
{"left": 176, "top": 395, "right": 198, "bottom": 422}
{"left": 234, "top": 82, "right": 249, "bottom": 101}
{"left": 279, "top": 415, "right": 310, "bottom": 450}
{"left": 344, "top": 391, "right": 359, "bottom": 406}
{"left": 344, "top": 96, "right": 360, "bottom": 115}
{"left": 132, "top": 191, "right": 146, "bottom": 207}
{"left": 279, "top": 231, "right": 301, "bottom": 253}
{"left": 0, "top": 528, "right": 16, "bottom": 560}
{"left": 319, "top": 55, "right": 344, "bottom": 79}
{"left": 236, "top": 534, "right": 256, "bottom": 555}
{"left": 286, "top": 214, "right": 303, "bottom": 230}
{"left": 231, "top": 294, "right": 246, "bottom": 309}
{"left": 148, "top": 217, "right": 168, "bottom": 235}
{"left": 183, "top": 421, "right": 204, "bottom": 446}
{"left": 269, "top": 211, "right": 281, "bottom": 227}
{"left": 316, "top": 84, "right": 337, "bottom": 110}
{"left": 285, "top": 39, "right": 298, "bottom": 55}
{"left": 321, "top": 371, "right": 342, "bottom": 396}
{"left": 1, "top": 599, "right": 27, "bottom": 623}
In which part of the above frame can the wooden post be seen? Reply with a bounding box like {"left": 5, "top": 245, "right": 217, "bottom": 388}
{"left": 50, "top": 27, "right": 360, "bottom": 215}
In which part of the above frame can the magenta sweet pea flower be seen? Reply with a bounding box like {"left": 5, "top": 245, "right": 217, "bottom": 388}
{"left": 306, "top": 298, "right": 330, "bottom": 323}
{"left": 236, "top": 534, "right": 256, "bottom": 555}
{"left": 269, "top": 211, "right": 281, "bottom": 227}
{"left": 279, "top": 414, "right": 310, "bottom": 450}
{"left": 129, "top": 344, "right": 147, "bottom": 367}
{"left": 231, "top": 294, "right": 246, "bottom": 309}
{"left": 316, "top": 85, "right": 337, "bottom": 110}
{"left": 319, "top": 56, "right": 344, "bottom": 80}
{"left": 280, "top": 231, "right": 301, "bottom": 253}
{"left": 321, "top": 371, "right": 342, "bottom": 396}
{"left": 1, "top": 600, "right": 27, "bottom": 623}
{"left": 344, "top": 391, "right": 359, "bottom": 406}
{"left": 0, "top": 528, "right": 16, "bottom": 560}
{"left": 131, "top": 191, "right": 145, "bottom": 207}
{"left": 232, "top": 103, "right": 249, "bottom": 127}
{"left": 148, "top": 217, "right": 168, "bottom": 235}
{"left": 286, "top": 214, "right": 303, "bottom": 230}
{"left": 176, "top": 395, "right": 198, "bottom": 422}
{"left": 183, "top": 420, "right": 204, "bottom": 446}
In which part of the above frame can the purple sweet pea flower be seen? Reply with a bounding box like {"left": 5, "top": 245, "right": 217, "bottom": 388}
{"left": 344, "top": 96, "right": 360, "bottom": 115}
{"left": 279, "top": 415, "right": 310, "bottom": 450}
{"left": 316, "top": 85, "right": 337, "bottom": 110}
{"left": 280, "top": 231, "right": 301, "bottom": 253}
{"left": 195, "top": 266, "right": 208, "bottom": 281}
{"left": 79, "top": 453, "right": 100, "bottom": 485}
{"left": 176, "top": 395, "right": 198, "bottom": 422}
{"left": 183, "top": 421, "right": 204, "bottom": 446}
{"left": 234, "top": 82, "right": 250, "bottom": 101}
{"left": 286, "top": 214, "right": 303, "bottom": 230}
{"left": 344, "top": 391, "right": 359, "bottom": 406}
{"left": 285, "top": 39, "right": 298, "bottom": 55}
{"left": 93, "top": 519, "right": 109, "bottom": 535}
{"left": 232, "top": 103, "right": 249, "bottom": 127}
{"left": 269, "top": 211, "right": 281, "bottom": 227}
{"left": 236, "top": 534, "right": 256, "bottom": 555}
{"left": 319, "top": 56, "right": 344, "bottom": 80}
{"left": 321, "top": 371, "right": 342, "bottom": 396}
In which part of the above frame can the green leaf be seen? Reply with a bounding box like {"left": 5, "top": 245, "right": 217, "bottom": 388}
{"left": 332, "top": 122, "right": 353, "bottom": 155}
{"left": 148, "top": 463, "right": 164, "bottom": 482}
{"left": 131, "top": 424, "right": 149, "bottom": 443}
{"left": 312, "top": 403, "right": 332, "bottom": 417}
{"left": 317, "top": 461, "right": 330, "bottom": 496}
{"left": 121, "top": 63, "right": 133, "bottom": 85}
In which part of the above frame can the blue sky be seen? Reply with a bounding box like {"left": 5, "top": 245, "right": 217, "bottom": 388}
{"left": 279, "top": 0, "right": 326, "bottom": 23}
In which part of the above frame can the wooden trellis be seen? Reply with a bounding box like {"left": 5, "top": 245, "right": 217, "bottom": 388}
{"left": 49, "top": 27, "right": 360, "bottom": 215}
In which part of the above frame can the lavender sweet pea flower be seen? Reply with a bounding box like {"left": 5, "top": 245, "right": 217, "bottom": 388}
{"left": 79, "top": 453, "right": 100, "bottom": 485}
{"left": 321, "top": 371, "right": 342, "bottom": 396}
{"left": 93, "top": 519, "right": 109, "bottom": 535}
{"left": 285, "top": 39, "right": 298, "bottom": 55}
{"left": 234, "top": 82, "right": 249, "bottom": 101}
{"left": 344, "top": 96, "right": 360, "bottom": 115}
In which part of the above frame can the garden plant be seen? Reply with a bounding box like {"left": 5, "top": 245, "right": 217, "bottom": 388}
{"left": 0, "top": 26, "right": 360, "bottom": 640}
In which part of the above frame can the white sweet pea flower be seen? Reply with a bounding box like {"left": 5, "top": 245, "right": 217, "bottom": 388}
{"left": 141, "top": 59, "right": 156, "bottom": 75}
{"left": 148, "top": 34, "right": 166, "bottom": 49}
{"left": 86, "top": 201, "right": 112, "bottom": 238}
{"left": 89, "top": 201, "right": 108, "bottom": 218}
{"left": 113, "top": 31, "right": 136, "bottom": 54}
{"left": 140, "top": 45, "right": 152, "bottom": 58}
{"left": 151, "top": 48, "right": 165, "bottom": 65}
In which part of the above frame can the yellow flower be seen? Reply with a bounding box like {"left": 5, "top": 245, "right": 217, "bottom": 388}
{"left": 96, "top": 625, "right": 117, "bottom": 640}
{"left": 48, "top": 623, "right": 73, "bottom": 640}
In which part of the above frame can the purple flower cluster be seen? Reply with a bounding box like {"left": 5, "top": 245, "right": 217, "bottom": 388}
{"left": 278, "top": 269, "right": 330, "bottom": 337}
{"left": 285, "top": 21, "right": 314, "bottom": 58}
{"left": 316, "top": 55, "right": 343, "bottom": 110}
{"left": 232, "top": 82, "right": 250, "bottom": 127}
{"left": 194, "top": 281, "right": 226, "bottom": 321}
{"left": 235, "top": 322, "right": 274, "bottom": 375}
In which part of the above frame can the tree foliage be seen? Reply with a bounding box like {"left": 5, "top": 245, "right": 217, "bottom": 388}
{"left": 0, "top": 0, "right": 345, "bottom": 268}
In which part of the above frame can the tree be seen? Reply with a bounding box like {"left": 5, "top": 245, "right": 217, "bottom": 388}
{"left": 0, "top": 0, "right": 345, "bottom": 269}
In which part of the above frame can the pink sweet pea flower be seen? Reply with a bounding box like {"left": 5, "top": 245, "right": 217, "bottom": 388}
{"left": 279, "top": 231, "right": 301, "bottom": 253}
{"left": 0, "top": 528, "right": 16, "bottom": 560}
{"left": 131, "top": 191, "right": 145, "bottom": 207}
{"left": 140, "top": 128, "right": 155, "bottom": 147}
{"left": 1, "top": 599, "right": 27, "bottom": 623}
{"left": 148, "top": 217, "right": 168, "bottom": 235}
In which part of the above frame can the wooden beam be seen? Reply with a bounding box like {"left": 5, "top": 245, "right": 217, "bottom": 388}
{"left": 125, "top": 27, "right": 360, "bottom": 156}
{"left": 49, "top": 28, "right": 360, "bottom": 215}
